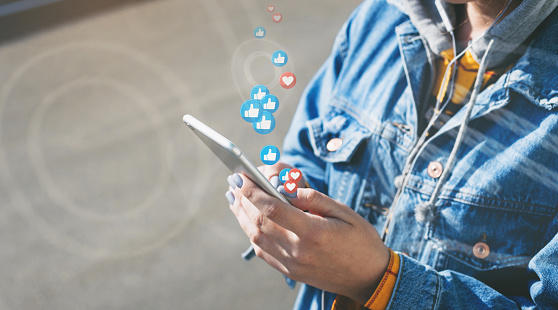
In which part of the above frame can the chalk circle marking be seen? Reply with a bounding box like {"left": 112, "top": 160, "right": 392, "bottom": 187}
{"left": 27, "top": 77, "right": 168, "bottom": 220}
{"left": 0, "top": 41, "right": 205, "bottom": 258}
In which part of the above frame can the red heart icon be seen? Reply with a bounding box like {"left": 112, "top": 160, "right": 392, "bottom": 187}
{"left": 284, "top": 180, "right": 298, "bottom": 194}
{"left": 288, "top": 168, "right": 302, "bottom": 182}
{"left": 268, "top": 5, "right": 275, "bottom": 12}
{"left": 280, "top": 72, "right": 296, "bottom": 89}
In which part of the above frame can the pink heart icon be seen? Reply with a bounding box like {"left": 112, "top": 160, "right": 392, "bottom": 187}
{"left": 280, "top": 72, "right": 296, "bottom": 89}
{"left": 272, "top": 13, "right": 282, "bottom": 23}
{"left": 268, "top": 5, "right": 275, "bottom": 12}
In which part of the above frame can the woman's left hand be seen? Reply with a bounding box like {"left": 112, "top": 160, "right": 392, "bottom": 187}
{"left": 226, "top": 173, "right": 390, "bottom": 305}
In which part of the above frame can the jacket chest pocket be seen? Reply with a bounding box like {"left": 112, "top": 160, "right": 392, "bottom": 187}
{"left": 307, "top": 109, "right": 371, "bottom": 202}
{"left": 425, "top": 197, "right": 555, "bottom": 295}
{"left": 306, "top": 107, "right": 409, "bottom": 225}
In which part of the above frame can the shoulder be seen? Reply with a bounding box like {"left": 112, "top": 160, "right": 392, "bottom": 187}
{"left": 335, "top": 0, "right": 409, "bottom": 58}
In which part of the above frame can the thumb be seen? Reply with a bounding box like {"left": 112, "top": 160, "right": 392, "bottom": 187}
{"left": 288, "top": 188, "right": 347, "bottom": 218}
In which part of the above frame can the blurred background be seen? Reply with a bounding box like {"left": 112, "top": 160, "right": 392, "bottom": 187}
{"left": 0, "top": 0, "right": 361, "bottom": 309}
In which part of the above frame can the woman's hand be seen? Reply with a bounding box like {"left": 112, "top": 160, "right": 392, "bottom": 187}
{"left": 225, "top": 170, "right": 389, "bottom": 305}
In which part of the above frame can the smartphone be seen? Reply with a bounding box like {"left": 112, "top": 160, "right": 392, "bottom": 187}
{"left": 182, "top": 114, "right": 290, "bottom": 205}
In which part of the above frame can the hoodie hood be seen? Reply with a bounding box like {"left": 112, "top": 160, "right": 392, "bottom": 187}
{"left": 388, "top": 0, "right": 558, "bottom": 68}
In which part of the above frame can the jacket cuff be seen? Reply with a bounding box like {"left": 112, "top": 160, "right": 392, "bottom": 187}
{"left": 331, "top": 248, "right": 401, "bottom": 310}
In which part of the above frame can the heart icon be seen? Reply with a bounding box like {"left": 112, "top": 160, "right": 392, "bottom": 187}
{"left": 284, "top": 180, "right": 298, "bottom": 193}
{"left": 286, "top": 182, "right": 296, "bottom": 191}
{"left": 268, "top": 5, "right": 275, "bottom": 12}
{"left": 272, "top": 13, "right": 282, "bottom": 23}
{"left": 282, "top": 76, "right": 293, "bottom": 85}
{"left": 288, "top": 168, "right": 302, "bottom": 182}
{"left": 280, "top": 72, "right": 296, "bottom": 89}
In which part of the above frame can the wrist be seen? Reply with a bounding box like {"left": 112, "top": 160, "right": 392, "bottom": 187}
{"left": 351, "top": 245, "right": 391, "bottom": 304}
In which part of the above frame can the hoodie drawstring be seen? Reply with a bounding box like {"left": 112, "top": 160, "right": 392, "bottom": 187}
{"left": 415, "top": 39, "right": 496, "bottom": 223}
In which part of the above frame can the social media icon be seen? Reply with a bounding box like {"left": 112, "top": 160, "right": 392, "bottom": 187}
{"left": 240, "top": 99, "right": 261, "bottom": 122}
{"left": 288, "top": 168, "right": 302, "bottom": 182}
{"left": 260, "top": 145, "right": 280, "bottom": 165}
{"left": 267, "top": 5, "right": 275, "bottom": 12}
{"left": 250, "top": 85, "right": 269, "bottom": 100}
{"left": 271, "top": 50, "right": 288, "bottom": 67}
{"left": 254, "top": 27, "right": 266, "bottom": 39}
{"left": 283, "top": 180, "right": 298, "bottom": 194}
{"left": 279, "top": 168, "right": 290, "bottom": 184}
{"left": 279, "top": 72, "right": 296, "bottom": 89}
{"left": 272, "top": 13, "right": 282, "bottom": 23}
{"left": 253, "top": 111, "right": 275, "bottom": 134}
{"left": 260, "top": 94, "right": 279, "bottom": 113}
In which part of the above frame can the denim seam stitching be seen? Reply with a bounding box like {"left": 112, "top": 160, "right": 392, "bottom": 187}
{"left": 431, "top": 272, "right": 441, "bottom": 310}
{"left": 329, "top": 98, "right": 414, "bottom": 151}
{"left": 430, "top": 236, "right": 532, "bottom": 268}
{"left": 406, "top": 181, "right": 555, "bottom": 215}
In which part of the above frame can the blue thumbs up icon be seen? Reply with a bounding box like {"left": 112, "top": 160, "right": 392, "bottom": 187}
{"left": 271, "top": 50, "right": 288, "bottom": 67}
{"left": 254, "top": 27, "right": 266, "bottom": 39}
{"left": 260, "top": 145, "right": 280, "bottom": 165}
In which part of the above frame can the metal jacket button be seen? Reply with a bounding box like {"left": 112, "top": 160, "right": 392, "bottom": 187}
{"left": 427, "top": 161, "right": 443, "bottom": 178}
{"left": 326, "top": 138, "right": 343, "bottom": 152}
{"left": 473, "top": 242, "right": 490, "bottom": 259}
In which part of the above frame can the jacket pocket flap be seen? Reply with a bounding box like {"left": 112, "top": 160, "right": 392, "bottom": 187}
{"left": 307, "top": 110, "right": 371, "bottom": 163}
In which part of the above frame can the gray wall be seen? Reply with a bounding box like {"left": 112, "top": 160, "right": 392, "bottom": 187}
{"left": 0, "top": 0, "right": 361, "bottom": 309}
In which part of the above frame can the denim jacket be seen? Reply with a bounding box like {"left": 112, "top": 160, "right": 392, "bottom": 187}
{"left": 281, "top": 0, "right": 558, "bottom": 309}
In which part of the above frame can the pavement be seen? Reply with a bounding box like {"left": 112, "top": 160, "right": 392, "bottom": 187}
{"left": 0, "top": 0, "right": 361, "bottom": 309}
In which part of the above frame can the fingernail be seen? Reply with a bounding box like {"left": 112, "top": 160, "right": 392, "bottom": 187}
{"left": 227, "top": 174, "right": 243, "bottom": 189}
{"left": 241, "top": 245, "right": 256, "bottom": 261}
{"left": 269, "top": 175, "right": 280, "bottom": 188}
{"left": 278, "top": 185, "right": 296, "bottom": 198}
{"left": 225, "top": 191, "right": 235, "bottom": 204}
{"left": 232, "top": 173, "right": 243, "bottom": 188}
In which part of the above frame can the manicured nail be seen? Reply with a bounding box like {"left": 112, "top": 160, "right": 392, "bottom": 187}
{"left": 269, "top": 175, "right": 280, "bottom": 188}
{"left": 278, "top": 185, "right": 296, "bottom": 198}
{"left": 241, "top": 245, "right": 256, "bottom": 261}
{"left": 225, "top": 191, "right": 235, "bottom": 205}
{"left": 227, "top": 173, "right": 243, "bottom": 189}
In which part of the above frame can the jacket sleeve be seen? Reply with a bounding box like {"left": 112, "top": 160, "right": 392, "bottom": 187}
{"left": 280, "top": 6, "right": 354, "bottom": 194}
{"left": 387, "top": 215, "right": 558, "bottom": 309}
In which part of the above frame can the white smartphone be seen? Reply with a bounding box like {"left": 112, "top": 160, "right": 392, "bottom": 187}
{"left": 183, "top": 114, "right": 290, "bottom": 205}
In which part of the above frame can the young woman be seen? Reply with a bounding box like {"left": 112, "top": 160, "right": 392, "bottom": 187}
{"left": 226, "top": 0, "right": 558, "bottom": 308}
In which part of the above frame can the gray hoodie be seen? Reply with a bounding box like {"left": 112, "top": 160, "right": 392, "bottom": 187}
{"left": 387, "top": 0, "right": 558, "bottom": 68}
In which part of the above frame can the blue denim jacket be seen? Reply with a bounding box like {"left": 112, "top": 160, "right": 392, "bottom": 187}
{"left": 281, "top": 0, "right": 558, "bottom": 309}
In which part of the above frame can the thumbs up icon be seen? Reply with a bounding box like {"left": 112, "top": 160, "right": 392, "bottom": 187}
{"left": 244, "top": 104, "right": 259, "bottom": 118}
{"left": 263, "top": 149, "right": 276, "bottom": 161}
{"left": 253, "top": 111, "right": 275, "bottom": 134}
{"left": 263, "top": 98, "right": 275, "bottom": 110}
{"left": 240, "top": 99, "right": 261, "bottom": 122}
{"left": 260, "top": 145, "right": 280, "bottom": 165}
{"left": 274, "top": 53, "right": 285, "bottom": 64}
{"left": 250, "top": 85, "right": 269, "bottom": 101}
{"left": 254, "top": 27, "right": 266, "bottom": 39}
{"left": 261, "top": 94, "right": 279, "bottom": 113}
{"left": 253, "top": 88, "right": 266, "bottom": 100}
{"left": 271, "top": 50, "right": 288, "bottom": 67}
{"left": 256, "top": 115, "right": 271, "bottom": 130}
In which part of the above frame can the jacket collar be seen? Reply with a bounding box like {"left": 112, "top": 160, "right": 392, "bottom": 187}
{"left": 505, "top": 7, "right": 558, "bottom": 110}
